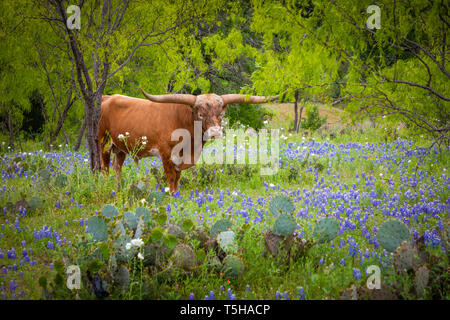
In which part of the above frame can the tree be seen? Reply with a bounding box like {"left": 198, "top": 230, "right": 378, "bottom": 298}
{"left": 24, "top": 0, "right": 219, "bottom": 170}
{"left": 249, "top": 0, "right": 449, "bottom": 146}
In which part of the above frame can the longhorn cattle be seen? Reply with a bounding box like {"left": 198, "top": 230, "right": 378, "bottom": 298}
{"left": 98, "top": 89, "right": 283, "bottom": 195}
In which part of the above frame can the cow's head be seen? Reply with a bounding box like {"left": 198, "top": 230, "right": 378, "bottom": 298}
{"left": 139, "top": 89, "right": 283, "bottom": 140}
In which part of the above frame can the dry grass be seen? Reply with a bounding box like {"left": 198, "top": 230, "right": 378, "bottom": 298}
{"left": 262, "top": 102, "right": 348, "bottom": 130}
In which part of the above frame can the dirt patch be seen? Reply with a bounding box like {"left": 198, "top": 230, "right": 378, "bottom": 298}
{"left": 262, "top": 102, "right": 348, "bottom": 129}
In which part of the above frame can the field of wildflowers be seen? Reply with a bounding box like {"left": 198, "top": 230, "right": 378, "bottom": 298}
{"left": 0, "top": 120, "right": 448, "bottom": 300}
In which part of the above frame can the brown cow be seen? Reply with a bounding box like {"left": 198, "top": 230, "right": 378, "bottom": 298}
{"left": 98, "top": 89, "right": 283, "bottom": 195}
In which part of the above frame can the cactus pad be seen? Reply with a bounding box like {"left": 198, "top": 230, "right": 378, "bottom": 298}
{"left": 210, "top": 219, "right": 233, "bottom": 238}
{"left": 222, "top": 255, "right": 245, "bottom": 280}
{"left": 414, "top": 266, "right": 429, "bottom": 298}
{"left": 123, "top": 211, "right": 138, "bottom": 230}
{"left": 273, "top": 214, "right": 297, "bottom": 236}
{"left": 378, "top": 220, "right": 410, "bottom": 252}
{"left": 269, "top": 195, "right": 295, "bottom": 217}
{"left": 135, "top": 206, "right": 151, "bottom": 225}
{"left": 87, "top": 216, "right": 108, "bottom": 241}
{"left": 29, "top": 196, "right": 43, "bottom": 212}
{"left": 101, "top": 204, "right": 119, "bottom": 218}
{"left": 313, "top": 217, "right": 339, "bottom": 243}
{"left": 55, "top": 174, "right": 68, "bottom": 188}
{"left": 217, "top": 231, "right": 238, "bottom": 254}
{"left": 393, "top": 240, "right": 418, "bottom": 274}
{"left": 172, "top": 243, "right": 197, "bottom": 271}
{"left": 147, "top": 191, "right": 165, "bottom": 206}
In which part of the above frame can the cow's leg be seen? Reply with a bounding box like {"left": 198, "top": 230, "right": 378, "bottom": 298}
{"left": 101, "top": 143, "right": 113, "bottom": 174}
{"left": 113, "top": 150, "right": 126, "bottom": 191}
{"left": 161, "top": 156, "right": 179, "bottom": 195}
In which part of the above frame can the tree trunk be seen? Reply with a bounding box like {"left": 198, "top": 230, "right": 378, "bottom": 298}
{"left": 74, "top": 116, "right": 86, "bottom": 151}
{"left": 84, "top": 97, "right": 101, "bottom": 171}
{"left": 293, "top": 89, "right": 299, "bottom": 132}
{"left": 6, "top": 110, "right": 14, "bottom": 148}
{"left": 297, "top": 106, "right": 304, "bottom": 133}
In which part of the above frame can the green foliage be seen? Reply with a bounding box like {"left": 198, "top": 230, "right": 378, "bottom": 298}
{"left": 300, "top": 105, "right": 327, "bottom": 132}
{"left": 225, "top": 104, "right": 274, "bottom": 130}
{"left": 378, "top": 220, "right": 411, "bottom": 252}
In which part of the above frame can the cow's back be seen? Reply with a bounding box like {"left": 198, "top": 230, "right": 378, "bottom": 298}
{"left": 100, "top": 94, "right": 194, "bottom": 155}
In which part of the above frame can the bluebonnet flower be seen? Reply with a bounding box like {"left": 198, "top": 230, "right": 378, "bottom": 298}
{"left": 188, "top": 293, "right": 194, "bottom": 300}
{"left": 298, "top": 287, "right": 306, "bottom": 300}
{"left": 47, "top": 241, "right": 54, "bottom": 250}
{"left": 275, "top": 290, "right": 281, "bottom": 300}
{"left": 353, "top": 268, "right": 362, "bottom": 280}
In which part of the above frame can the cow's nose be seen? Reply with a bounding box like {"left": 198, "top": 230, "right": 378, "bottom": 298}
{"left": 204, "top": 126, "right": 223, "bottom": 140}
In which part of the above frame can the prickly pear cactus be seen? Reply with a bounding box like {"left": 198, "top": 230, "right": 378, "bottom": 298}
{"left": 123, "top": 211, "right": 138, "bottom": 230}
{"left": 393, "top": 240, "right": 418, "bottom": 274}
{"left": 273, "top": 214, "right": 297, "bottom": 236}
{"left": 313, "top": 217, "right": 339, "bottom": 243}
{"left": 135, "top": 206, "right": 151, "bottom": 225}
{"left": 269, "top": 195, "right": 294, "bottom": 217}
{"left": 264, "top": 230, "right": 292, "bottom": 256}
{"left": 39, "top": 169, "right": 51, "bottom": 182}
{"left": 101, "top": 204, "right": 119, "bottom": 218}
{"left": 222, "top": 255, "right": 244, "bottom": 280}
{"left": 167, "top": 224, "right": 185, "bottom": 240}
{"left": 378, "top": 220, "right": 410, "bottom": 252}
{"left": 172, "top": 243, "right": 197, "bottom": 272}
{"left": 114, "top": 265, "right": 130, "bottom": 290}
{"left": 147, "top": 191, "right": 165, "bottom": 206}
{"left": 210, "top": 219, "right": 233, "bottom": 239}
{"left": 87, "top": 216, "right": 108, "bottom": 241}
{"left": 142, "top": 242, "right": 170, "bottom": 268}
{"left": 414, "top": 265, "right": 429, "bottom": 298}
{"left": 29, "top": 196, "right": 43, "bottom": 212}
{"left": 55, "top": 174, "right": 68, "bottom": 188}
{"left": 217, "top": 231, "right": 237, "bottom": 254}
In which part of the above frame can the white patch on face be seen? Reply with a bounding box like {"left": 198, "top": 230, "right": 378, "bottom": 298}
{"left": 204, "top": 125, "right": 223, "bottom": 140}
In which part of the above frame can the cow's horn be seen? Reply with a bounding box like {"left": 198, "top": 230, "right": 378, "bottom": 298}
{"left": 221, "top": 89, "right": 288, "bottom": 105}
{"left": 140, "top": 88, "right": 197, "bottom": 106}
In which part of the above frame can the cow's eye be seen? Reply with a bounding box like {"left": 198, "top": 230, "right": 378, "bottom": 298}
{"left": 198, "top": 113, "right": 203, "bottom": 119}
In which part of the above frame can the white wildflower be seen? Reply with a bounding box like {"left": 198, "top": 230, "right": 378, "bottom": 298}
{"left": 138, "top": 252, "right": 144, "bottom": 260}
{"left": 118, "top": 134, "right": 124, "bottom": 140}
{"left": 125, "top": 242, "right": 132, "bottom": 250}
{"left": 164, "top": 187, "right": 170, "bottom": 193}
{"left": 130, "top": 238, "right": 144, "bottom": 248}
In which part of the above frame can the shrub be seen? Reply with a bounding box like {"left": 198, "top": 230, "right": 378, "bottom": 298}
{"left": 301, "top": 105, "right": 327, "bottom": 131}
